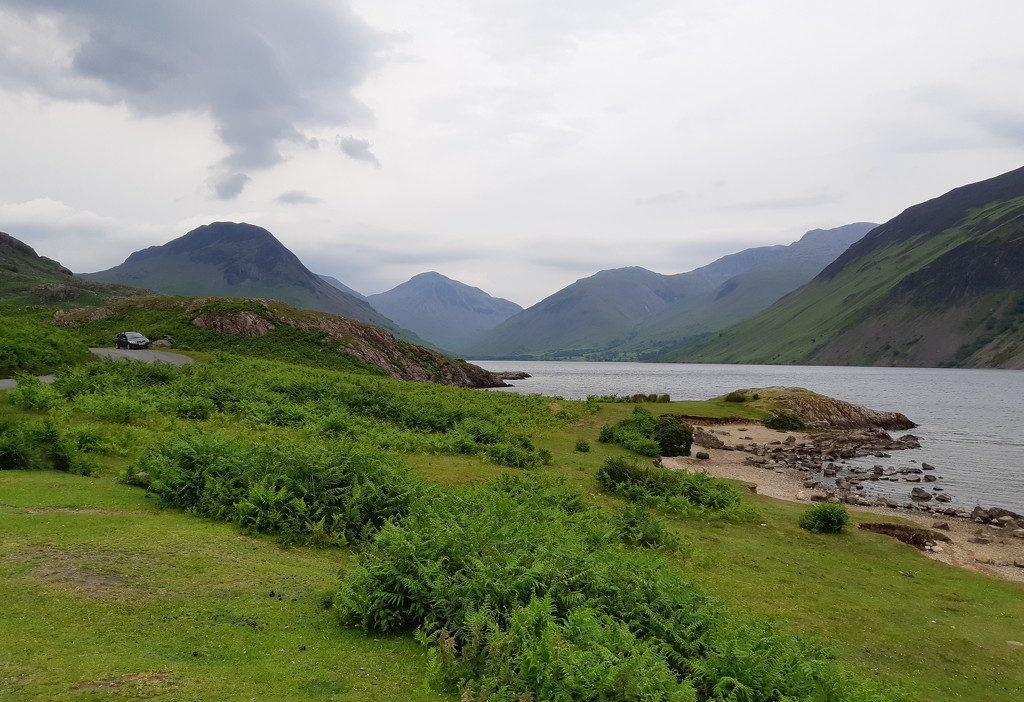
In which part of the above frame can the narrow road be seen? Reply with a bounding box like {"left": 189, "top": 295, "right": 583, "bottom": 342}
{"left": 0, "top": 348, "right": 193, "bottom": 389}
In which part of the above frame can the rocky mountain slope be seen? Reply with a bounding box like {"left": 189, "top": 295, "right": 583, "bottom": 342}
{"left": 1, "top": 231, "right": 148, "bottom": 305}
{"left": 367, "top": 272, "right": 522, "bottom": 354}
{"left": 81, "top": 222, "right": 414, "bottom": 338}
{"left": 467, "top": 223, "right": 874, "bottom": 360}
{"left": 670, "top": 166, "right": 1024, "bottom": 368}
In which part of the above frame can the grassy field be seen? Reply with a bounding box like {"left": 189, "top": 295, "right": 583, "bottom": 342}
{"left": 3, "top": 353, "right": 1023, "bottom": 701}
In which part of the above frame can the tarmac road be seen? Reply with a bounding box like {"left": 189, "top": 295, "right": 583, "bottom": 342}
{"left": 0, "top": 348, "right": 193, "bottom": 389}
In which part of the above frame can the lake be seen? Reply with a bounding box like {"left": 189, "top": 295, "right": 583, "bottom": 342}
{"left": 473, "top": 361, "right": 1024, "bottom": 515}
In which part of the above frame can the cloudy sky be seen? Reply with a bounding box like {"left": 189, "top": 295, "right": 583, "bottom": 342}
{"left": 2, "top": 1, "right": 1023, "bottom": 307}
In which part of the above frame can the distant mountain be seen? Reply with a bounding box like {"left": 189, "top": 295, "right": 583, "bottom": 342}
{"left": 367, "top": 272, "right": 522, "bottom": 354}
{"left": 82, "top": 222, "right": 413, "bottom": 337}
{"left": 0, "top": 231, "right": 148, "bottom": 305}
{"left": 466, "top": 223, "right": 874, "bottom": 360}
{"left": 670, "top": 166, "right": 1024, "bottom": 368}
{"left": 318, "top": 274, "right": 367, "bottom": 301}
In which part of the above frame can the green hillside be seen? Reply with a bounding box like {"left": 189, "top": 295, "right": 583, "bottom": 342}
{"left": 1, "top": 231, "right": 148, "bottom": 306}
{"left": 669, "top": 167, "right": 1024, "bottom": 368}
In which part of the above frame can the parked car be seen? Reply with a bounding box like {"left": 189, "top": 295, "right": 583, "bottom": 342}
{"left": 115, "top": 331, "right": 151, "bottom": 349}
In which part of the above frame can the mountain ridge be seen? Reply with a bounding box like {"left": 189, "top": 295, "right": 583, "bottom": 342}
{"left": 466, "top": 223, "right": 875, "bottom": 360}
{"left": 669, "top": 166, "right": 1024, "bottom": 368}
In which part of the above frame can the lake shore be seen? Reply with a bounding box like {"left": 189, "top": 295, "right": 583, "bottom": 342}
{"left": 662, "top": 422, "right": 1024, "bottom": 584}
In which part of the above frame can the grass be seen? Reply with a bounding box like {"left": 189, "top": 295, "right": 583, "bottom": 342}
{"left": 0, "top": 470, "right": 443, "bottom": 702}
{"left": 2, "top": 356, "right": 1023, "bottom": 700}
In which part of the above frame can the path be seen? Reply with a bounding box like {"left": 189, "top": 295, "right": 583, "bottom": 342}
{"left": 0, "top": 348, "right": 193, "bottom": 389}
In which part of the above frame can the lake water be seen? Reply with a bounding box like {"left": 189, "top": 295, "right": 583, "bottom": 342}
{"left": 473, "top": 361, "right": 1024, "bottom": 515}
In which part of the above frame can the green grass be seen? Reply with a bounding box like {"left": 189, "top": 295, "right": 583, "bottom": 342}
{"left": 0, "top": 470, "right": 445, "bottom": 702}
{"left": 2, "top": 353, "right": 1024, "bottom": 701}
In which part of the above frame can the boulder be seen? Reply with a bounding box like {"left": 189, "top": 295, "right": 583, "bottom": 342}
{"left": 910, "top": 487, "right": 932, "bottom": 501}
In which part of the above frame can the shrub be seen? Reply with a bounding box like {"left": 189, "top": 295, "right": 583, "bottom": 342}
{"left": 596, "top": 456, "right": 740, "bottom": 513}
{"left": 764, "top": 411, "right": 806, "bottom": 431}
{"left": 6, "top": 374, "right": 63, "bottom": 411}
{"left": 128, "top": 434, "right": 416, "bottom": 545}
{"left": 724, "top": 391, "right": 748, "bottom": 403}
{"left": 695, "top": 451, "right": 710, "bottom": 460}
{"left": 574, "top": 439, "right": 590, "bottom": 452}
{"left": 799, "top": 503, "right": 850, "bottom": 534}
{"left": 612, "top": 504, "right": 678, "bottom": 549}
{"left": 652, "top": 415, "right": 693, "bottom": 457}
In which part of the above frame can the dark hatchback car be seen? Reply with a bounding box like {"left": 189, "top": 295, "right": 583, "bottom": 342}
{"left": 115, "top": 331, "right": 151, "bottom": 349}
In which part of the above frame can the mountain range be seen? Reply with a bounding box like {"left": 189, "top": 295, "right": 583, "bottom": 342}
{"left": 671, "top": 165, "right": 1024, "bottom": 368}
{"left": 465, "top": 223, "right": 876, "bottom": 360}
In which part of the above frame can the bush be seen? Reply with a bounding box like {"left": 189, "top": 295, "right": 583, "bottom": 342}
{"left": 724, "top": 391, "right": 748, "bottom": 403}
{"left": 596, "top": 456, "right": 740, "bottom": 513}
{"left": 652, "top": 415, "right": 693, "bottom": 457}
{"left": 612, "top": 504, "right": 678, "bottom": 549}
{"left": 764, "top": 411, "right": 806, "bottom": 431}
{"left": 575, "top": 439, "right": 590, "bottom": 452}
{"left": 6, "top": 374, "right": 63, "bottom": 411}
{"left": 695, "top": 451, "right": 710, "bottom": 460}
{"left": 799, "top": 503, "right": 850, "bottom": 534}
{"left": 0, "top": 418, "right": 94, "bottom": 475}
{"left": 127, "top": 434, "right": 416, "bottom": 546}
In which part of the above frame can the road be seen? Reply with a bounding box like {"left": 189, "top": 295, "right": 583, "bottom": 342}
{"left": 0, "top": 348, "right": 193, "bottom": 389}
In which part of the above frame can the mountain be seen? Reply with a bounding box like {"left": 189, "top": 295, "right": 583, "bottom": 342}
{"left": 318, "top": 274, "right": 367, "bottom": 301}
{"left": 366, "top": 272, "right": 523, "bottom": 354}
{"left": 669, "top": 166, "right": 1024, "bottom": 368}
{"left": 466, "top": 223, "right": 874, "bottom": 360}
{"left": 1, "top": 231, "right": 148, "bottom": 305}
{"left": 82, "top": 222, "right": 410, "bottom": 336}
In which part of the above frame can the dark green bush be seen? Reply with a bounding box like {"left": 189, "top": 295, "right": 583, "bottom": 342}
{"left": 127, "top": 434, "right": 415, "bottom": 546}
{"left": 0, "top": 316, "right": 92, "bottom": 377}
{"left": 724, "top": 391, "right": 748, "bottom": 403}
{"left": 652, "top": 415, "right": 694, "bottom": 457}
{"left": 695, "top": 451, "right": 710, "bottom": 460}
{"left": 596, "top": 456, "right": 740, "bottom": 513}
{"left": 0, "top": 419, "right": 93, "bottom": 475}
{"left": 799, "top": 503, "right": 850, "bottom": 534}
{"left": 574, "top": 439, "right": 590, "bottom": 452}
{"left": 612, "top": 504, "right": 678, "bottom": 549}
{"left": 338, "top": 475, "right": 893, "bottom": 702}
{"left": 764, "top": 411, "right": 806, "bottom": 431}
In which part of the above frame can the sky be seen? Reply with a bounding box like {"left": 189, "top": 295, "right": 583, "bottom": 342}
{"left": 1, "top": 1, "right": 1023, "bottom": 308}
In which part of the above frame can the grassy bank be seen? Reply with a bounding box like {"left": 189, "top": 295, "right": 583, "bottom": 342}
{"left": 2, "top": 353, "right": 1022, "bottom": 700}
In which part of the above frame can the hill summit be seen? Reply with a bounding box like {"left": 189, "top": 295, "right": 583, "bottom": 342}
{"left": 367, "top": 272, "right": 522, "bottom": 353}
{"left": 83, "top": 222, "right": 405, "bottom": 334}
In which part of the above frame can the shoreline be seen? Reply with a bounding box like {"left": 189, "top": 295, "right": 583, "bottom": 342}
{"left": 661, "top": 423, "right": 1024, "bottom": 584}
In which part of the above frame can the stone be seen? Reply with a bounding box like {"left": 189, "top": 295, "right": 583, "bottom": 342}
{"left": 1015, "top": 560, "right": 1024, "bottom": 569}
{"left": 924, "top": 474, "right": 937, "bottom": 482}
{"left": 935, "top": 493, "right": 952, "bottom": 503}
{"left": 932, "top": 522, "right": 950, "bottom": 530}
{"left": 1012, "top": 529, "right": 1024, "bottom": 539}
{"left": 931, "top": 544, "right": 944, "bottom": 553}
{"left": 976, "top": 556, "right": 996, "bottom": 565}
{"left": 803, "top": 479, "right": 819, "bottom": 488}
{"left": 910, "top": 487, "right": 932, "bottom": 501}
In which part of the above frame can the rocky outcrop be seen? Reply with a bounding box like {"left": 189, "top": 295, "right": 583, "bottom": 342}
{"left": 51, "top": 307, "right": 116, "bottom": 326}
{"left": 286, "top": 313, "right": 507, "bottom": 388}
{"left": 859, "top": 522, "right": 952, "bottom": 550}
{"left": 192, "top": 311, "right": 275, "bottom": 337}
{"left": 751, "top": 388, "right": 915, "bottom": 430}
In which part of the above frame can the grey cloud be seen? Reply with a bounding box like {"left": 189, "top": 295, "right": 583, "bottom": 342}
{"left": 211, "top": 173, "right": 251, "bottom": 201}
{"left": 338, "top": 136, "right": 381, "bottom": 167}
{"left": 1, "top": 0, "right": 385, "bottom": 196}
{"left": 275, "top": 190, "right": 321, "bottom": 205}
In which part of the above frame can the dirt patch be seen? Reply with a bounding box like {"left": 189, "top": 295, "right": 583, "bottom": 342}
{"left": 859, "top": 522, "right": 952, "bottom": 550}
{"left": 75, "top": 672, "right": 176, "bottom": 694}
{"left": 15, "top": 546, "right": 156, "bottom": 599}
